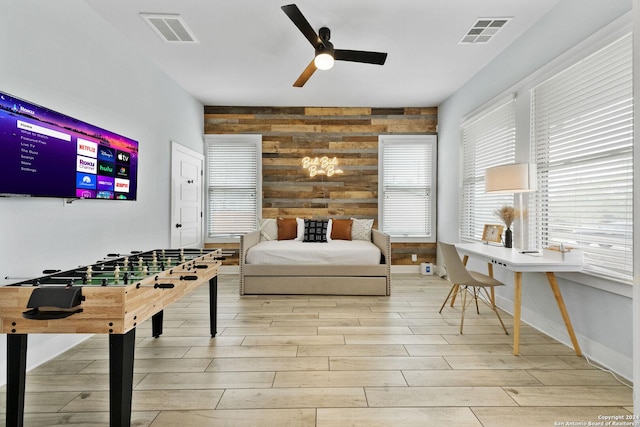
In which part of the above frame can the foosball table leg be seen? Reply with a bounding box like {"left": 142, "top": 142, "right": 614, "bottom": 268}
{"left": 109, "top": 329, "right": 136, "bottom": 427}
{"left": 6, "top": 334, "right": 28, "bottom": 427}
{"left": 151, "top": 310, "right": 164, "bottom": 338}
{"left": 209, "top": 276, "right": 217, "bottom": 337}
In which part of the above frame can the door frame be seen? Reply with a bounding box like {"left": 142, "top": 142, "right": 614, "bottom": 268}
{"left": 170, "top": 141, "right": 204, "bottom": 248}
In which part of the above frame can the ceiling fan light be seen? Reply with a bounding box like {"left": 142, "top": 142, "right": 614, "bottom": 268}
{"left": 314, "top": 52, "right": 334, "bottom": 70}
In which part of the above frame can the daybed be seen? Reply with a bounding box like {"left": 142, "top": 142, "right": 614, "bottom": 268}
{"left": 240, "top": 218, "right": 391, "bottom": 296}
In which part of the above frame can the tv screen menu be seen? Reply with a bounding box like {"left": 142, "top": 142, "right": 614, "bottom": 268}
{"left": 0, "top": 90, "right": 138, "bottom": 200}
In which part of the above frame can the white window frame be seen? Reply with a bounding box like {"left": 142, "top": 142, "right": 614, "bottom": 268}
{"left": 378, "top": 134, "right": 437, "bottom": 242}
{"left": 529, "top": 31, "right": 633, "bottom": 283}
{"left": 205, "top": 134, "right": 262, "bottom": 242}
{"left": 460, "top": 96, "right": 516, "bottom": 243}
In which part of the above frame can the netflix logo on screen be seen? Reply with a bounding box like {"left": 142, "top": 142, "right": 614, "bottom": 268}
{"left": 117, "top": 151, "right": 130, "bottom": 164}
{"left": 77, "top": 139, "right": 98, "bottom": 158}
{"left": 114, "top": 178, "right": 130, "bottom": 193}
{"left": 77, "top": 156, "right": 97, "bottom": 174}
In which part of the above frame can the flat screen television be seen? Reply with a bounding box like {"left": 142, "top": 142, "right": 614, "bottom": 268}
{"left": 0, "top": 90, "right": 138, "bottom": 200}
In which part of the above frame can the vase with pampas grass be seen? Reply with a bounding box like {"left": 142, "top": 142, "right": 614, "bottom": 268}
{"left": 494, "top": 205, "right": 518, "bottom": 248}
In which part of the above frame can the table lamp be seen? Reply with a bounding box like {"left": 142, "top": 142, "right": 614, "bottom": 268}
{"left": 485, "top": 163, "right": 536, "bottom": 249}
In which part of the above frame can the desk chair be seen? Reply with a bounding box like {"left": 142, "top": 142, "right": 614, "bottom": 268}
{"left": 438, "top": 242, "right": 508, "bottom": 335}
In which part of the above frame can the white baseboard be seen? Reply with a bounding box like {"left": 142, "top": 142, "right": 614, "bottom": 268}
{"left": 219, "top": 265, "right": 239, "bottom": 274}
{"left": 392, "top": 265, "right": 421, "bottom": 274}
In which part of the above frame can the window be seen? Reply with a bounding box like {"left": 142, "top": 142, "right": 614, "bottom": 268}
{"left": 205, "top": 135, "right": 261, "bottom": 239}
{"left": 379, "top": 135, "right": 437, "bottom": 241}
{"left": 530, "top": 32, "right": 633, "bottom": 282}
{"left": 460, "top": 97, "right": 516, "bottom": 242}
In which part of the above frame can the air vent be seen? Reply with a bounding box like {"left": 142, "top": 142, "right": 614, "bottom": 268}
{"left": 459, "top": 17, "right": 511, "bottom": 44}
{"left": 140, "top": 13, "right": 199, "bottom": 43}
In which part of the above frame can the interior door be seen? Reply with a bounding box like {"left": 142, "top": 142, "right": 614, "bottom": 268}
{"left": 170, "top": 142, "right": 204, "bottom": 248}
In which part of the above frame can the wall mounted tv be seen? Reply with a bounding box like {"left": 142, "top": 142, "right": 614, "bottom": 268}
{"left": 0, "top": 90, "right": 138, "bottom": 200}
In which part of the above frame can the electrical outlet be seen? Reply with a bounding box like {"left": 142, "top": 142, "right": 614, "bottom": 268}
{"left": 411, "top": 254, "right": 417, "bottom": 263}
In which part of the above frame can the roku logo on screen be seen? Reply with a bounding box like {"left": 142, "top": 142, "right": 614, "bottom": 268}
{"left": 76, "top": 156, "right": 97, "bottom": 174}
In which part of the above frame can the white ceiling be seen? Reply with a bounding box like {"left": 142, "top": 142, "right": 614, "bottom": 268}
{"left": 84, "top": 0, "right": 562, "bottom": 108}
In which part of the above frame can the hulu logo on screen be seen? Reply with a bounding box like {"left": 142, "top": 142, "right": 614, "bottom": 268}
{"left": 98, "top": 161, "right": 115, "bottom": 177}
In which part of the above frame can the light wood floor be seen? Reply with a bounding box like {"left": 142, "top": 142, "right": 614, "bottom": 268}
{"left": 1, "top": 273, "right": 633, "bottom": 426}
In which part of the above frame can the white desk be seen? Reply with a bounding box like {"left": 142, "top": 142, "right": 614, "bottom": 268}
{"left": 454, "top": 243, "right": 583, "bottom": 356}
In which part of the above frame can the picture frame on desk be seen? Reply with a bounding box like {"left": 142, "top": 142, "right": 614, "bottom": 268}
{"left": 482, "top": 224, "right": 504, "bottom": 244}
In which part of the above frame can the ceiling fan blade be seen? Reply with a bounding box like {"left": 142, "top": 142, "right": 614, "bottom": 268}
{"left": 334, "top": 49, "right": 388, "bottom": 65}
{"left": 281, "top": 4, "right": 322, "bottom": 49}
{"left": 293, "top": 59, "right": 317, "bottom": 87}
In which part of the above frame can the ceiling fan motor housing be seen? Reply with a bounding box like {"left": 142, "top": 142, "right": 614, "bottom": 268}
{"left": 318, "top": 27, "right": 331, "bottom": 42}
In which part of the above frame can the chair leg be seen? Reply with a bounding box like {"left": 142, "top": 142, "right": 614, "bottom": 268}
{"left": 473, "top": 287, "right": 480, "bottom": 314}
{"left": 460, "top": 285, "right": 468, "bottom": 334}
{"left": 449, "top": 284, "right": 459, "bottom": 307}
{"left": 480, "top": 287, "right": 509, "bottom": 335}
{"left": 439, "top": 284, "right": 458, "bottom": 314}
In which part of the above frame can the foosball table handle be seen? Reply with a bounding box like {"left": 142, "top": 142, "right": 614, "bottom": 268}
{"left": 136, "top": 283, "right": 175, "bottom": 289}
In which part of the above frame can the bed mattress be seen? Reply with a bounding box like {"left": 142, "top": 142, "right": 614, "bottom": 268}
{"left": 245, "top": 240, "right": 382, "bottom": 265}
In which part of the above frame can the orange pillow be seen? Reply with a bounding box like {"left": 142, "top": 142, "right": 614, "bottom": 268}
{"left": 331, "top": 219, "right": 352, "bottom": 240}
{"left": 277, "top": 218, "right": 298, "bottom": 240}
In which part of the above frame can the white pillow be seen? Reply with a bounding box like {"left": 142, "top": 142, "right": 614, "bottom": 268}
{"left": 296, "top": 218, "right": 305, "bottom": 241}
{"left": 351, "top": 218, "right": 374, "bottom": 241}
{"left": 326, "top": 219, "right": 333, "bottom": 241}
{"left": 259, "top": 218, "right": 278, "bottom": 241}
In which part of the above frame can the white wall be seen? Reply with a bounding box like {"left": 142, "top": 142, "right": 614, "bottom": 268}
{"left": 438, "top": 0, "right": 634, "bottom": 378}
{"left": 0, "top": 0, "right": 204, "bottom": 383}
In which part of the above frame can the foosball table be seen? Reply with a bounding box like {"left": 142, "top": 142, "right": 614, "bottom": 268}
{"left": 0, "top": 248, "right": 221, "bottom": 427}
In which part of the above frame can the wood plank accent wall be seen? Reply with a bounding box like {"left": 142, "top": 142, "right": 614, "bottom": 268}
{"left": 204, "top": 106, "right": 437, "bottom": 266}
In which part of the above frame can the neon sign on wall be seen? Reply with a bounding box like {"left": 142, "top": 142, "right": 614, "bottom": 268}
{"left": 302, "top": 156, "right": 344, "bottom": 177}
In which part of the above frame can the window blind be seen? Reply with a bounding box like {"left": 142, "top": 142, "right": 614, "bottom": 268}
{"left": 460, "top": 97, "right": 516, "bottom": 242}
{"left": 530, "top": 32, "right": 633, "bottom": 281}
{"left": 379, "top": 136, "right": 436, "bottom": 238}
{"left": 206, "top": 139, "right": 260, "bottom": 237}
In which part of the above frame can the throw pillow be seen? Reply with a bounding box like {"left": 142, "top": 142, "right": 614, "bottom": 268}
{"left": 277, "top": 218, "right": 298, "bottom": 240}
{"left": 303, "top": 219, "right": 329, "bottom": 242}
{"left": 295, "top": 217, "right": 305, "bottom": 241}
{"left": 259, "top": 218, "right": 277, "bottom": 241}
{"left": 331, "top": 219, "right": 352, "bottom": 240}
{"left": 351, "top": 218, "right": 374, "bottom": 241}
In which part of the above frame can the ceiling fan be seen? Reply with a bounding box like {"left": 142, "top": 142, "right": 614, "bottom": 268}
{"left": 281, "top": 4, "right": 388, "bottom": 87}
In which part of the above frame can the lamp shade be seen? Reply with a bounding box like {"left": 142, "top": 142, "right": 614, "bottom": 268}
{"left": 485, "top": 163, "right": 536, "bottom": 193}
